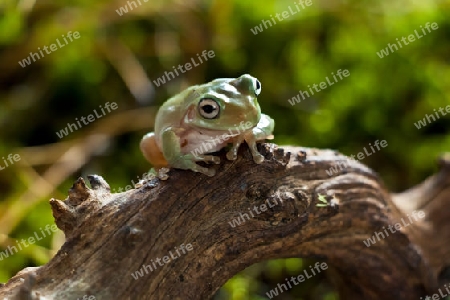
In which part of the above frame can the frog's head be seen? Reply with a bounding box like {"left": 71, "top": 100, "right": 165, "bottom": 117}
{"left": 183, "top": 74, "right": 262, "bottom": 131}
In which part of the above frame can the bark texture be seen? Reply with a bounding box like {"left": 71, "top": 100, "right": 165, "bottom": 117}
{"left": 1, "top": 144, "right": 450, "bottom": 300}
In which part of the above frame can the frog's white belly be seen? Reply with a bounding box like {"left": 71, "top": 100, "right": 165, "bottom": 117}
{"left": 181, "top": 130, "right": 233, "bottom": 155}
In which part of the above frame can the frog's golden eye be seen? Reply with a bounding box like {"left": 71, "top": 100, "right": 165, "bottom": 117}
{"left": 254, "top": 79, "right": 261, "bottom": 96}
{"left": 198, "top": 98, "right": 220, "bottom": 119}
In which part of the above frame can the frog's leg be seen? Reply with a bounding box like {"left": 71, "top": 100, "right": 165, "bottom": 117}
{"left": 226, "top": 136, "right": 245, "bottom": 161}
{"left": 139, "top": 133, "right": 167, "bottom": 179}
{"left": 226, "top": 114, "right": 274, "bottom": 164}
{"left": 140, "top": 132, "right": 168, "bottom": 168}
{"left": 246, "top": 113, "right": 275, "bottom": 163}
{"left": 161, "top": 129, "right": 220, "bottom": 176}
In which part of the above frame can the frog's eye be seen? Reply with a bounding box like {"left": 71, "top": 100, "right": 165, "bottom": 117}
{"left": 254, "top": 79, "right": 262, "bottom": 96}
{"left": 198, "top": 98, "right": 220, "bottom": 119}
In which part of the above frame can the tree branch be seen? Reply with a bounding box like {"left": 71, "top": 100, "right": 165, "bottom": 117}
{"left": 1, "top": 144, "right": 449, "bottom": 300}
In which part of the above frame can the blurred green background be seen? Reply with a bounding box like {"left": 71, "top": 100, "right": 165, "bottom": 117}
{"left": 0, "top": 0, "right": 449, "bottom": 299}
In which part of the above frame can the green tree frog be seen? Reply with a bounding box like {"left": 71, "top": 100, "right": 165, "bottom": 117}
{"left": 140, "top": 74, "right": 274, "bottom": 177}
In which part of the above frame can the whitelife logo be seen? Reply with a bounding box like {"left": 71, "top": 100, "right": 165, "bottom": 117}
{"left": 376, "top": 22, "right": 439, "bottom": 58}
{"left": 325, "top": 139, "right": 388, "bottom": 176}
{"left": 228, "top": 194, "right": 281, "bottom": 228}
{"left": 115, "top": 0, "right": 149, "bottom": 16}
{"left": 18, "top": 31, "right": 81, "bottom": 68}
{"left": 190, "top": 121, "right": 254, "bottom": 160}
{"left": 265, "top": 262, "right": 328, "bottom": 298}
{"left": 55, "top": 102, "right": 118, "bottom": 139}
{"left": 152, "top": 50, "right": 215, "bottom": 87}
{"left": 131, "top": 243, "right": 194, "bottom": 279}
{"left": 250, "top": 0, "right": 313, "bottom": 35}
{"left": 288, "top": 69, "right": 350, "bottom": 106}
{"left": 0, "top": 153, "right": 21, "bottom": 171}
{"left": 363, "top": 210, "right": 425, "bottom": 247}
{"left": 0, "top": 224, "right": 58, "bottom": 261}
{"left": 420, "top": 283, "right": 450, "bottom": 300}
{"left": 414, "top": 105, "right": 450, "bottom": 129}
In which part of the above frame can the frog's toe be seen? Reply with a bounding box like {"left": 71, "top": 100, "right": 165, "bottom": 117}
{"left": 197, "top": 166, "right": 216, "bottom": 176}
{"left": 189, "top": 162, "right": 216, "bottom": 176}
{"left": 253, "top": 153, "right": 265, "bottom": 164}
{"left": 202, "top": 155, "right": 221, "bottom": 164}
{"left": 204, "top": 168, "right": 216, "bottom": 176}
{"left": 158, "top": 173, "right": 169, "bottom": 180}
{"left": 226, "top": 151, "right": 237, "bottom": 161}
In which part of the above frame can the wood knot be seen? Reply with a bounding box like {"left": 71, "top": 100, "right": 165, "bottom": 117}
{"left": 50, "top": 175, "right": 108, "bottom": 236}
{"left": 259, "top": 143, "right": 291, "bottom": 166}
{"left": 260, "top": 189, "right": 308, "bottom": 226}
{"left": 49, "top": 199, "right": 77, "bottom": 234}
{"left": 296, "top": 150, "right": 307, "bottom": 162}
{"left": 68, "top": 177, "right": 92, "bottom": 206}
{"left": 293, "top": 189, "right": 310, "bottom": 211}
{"left": 274, "top": 148, "right": 291, "bottom": 166}
{"left": 87, "top": 175, "right": 110, "bottom": 192}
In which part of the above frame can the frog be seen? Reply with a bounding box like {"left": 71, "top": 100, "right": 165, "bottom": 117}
{"left": 140, "top": 74, "right": 274, "bottom": 177}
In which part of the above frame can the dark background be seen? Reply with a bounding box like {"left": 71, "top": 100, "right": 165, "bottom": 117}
{"left": 1, "top": 0, "right": 449, "bottom": 299}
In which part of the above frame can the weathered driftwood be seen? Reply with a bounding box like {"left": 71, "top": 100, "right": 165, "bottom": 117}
{"left": 1, "top": 144, "right": 450, "bottom": 300}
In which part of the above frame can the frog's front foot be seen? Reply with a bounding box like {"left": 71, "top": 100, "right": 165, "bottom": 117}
{"left": 156, "top": 168, "right": 170, "bottom": 180}
{"left": 186, "top": 162, "right": 216, "bottom": 177}
{"left": 196, "top": 154, "right": 221, "bottom": 165}
{"left": 226, "top": 140, "right": 264, "bottom": 163}
{"left": 170, "top": 154, "right": 218, "bottom": 177}
{"left": 250, "top": 148, "right": 265, "bottom": 164}
{"left": 137, "top": 168, "right": 169, "bottom": 181}
{"left": 244, "top": 115, "right": 274, "bottom": 164}
{"left": 246, "top": 140, "right": 265, "bottom": 164}
{"left": 190, "top": 154, "right": 219, "bottom": 176}
{"left": 226, "top": 137, "right": 244, "bottom": 161}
